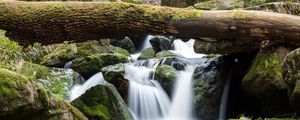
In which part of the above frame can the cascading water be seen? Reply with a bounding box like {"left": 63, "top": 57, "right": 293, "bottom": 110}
{"left": 127, "top": 37, "right": 204, "bottom": 120}
{"left": 170, "top": 39, "right": 204, "bottom": 58}
{"left": 125, "top": 60, "right": 171, "bottom": 120}
{"left": 131, "top": 35, "right": 154, "bottom": 60}
{"left": 167, "top": 65, "right": 195, "bottom": 119}
{"left": 69, "top": 72, "right": 106, "bottom": 101}
{"left": 68, "top": 35, "right": 229, "bottom": 120}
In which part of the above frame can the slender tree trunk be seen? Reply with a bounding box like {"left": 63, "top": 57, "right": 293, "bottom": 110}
{"left": 0, "top": 0, "right": 300, "bottom": 46}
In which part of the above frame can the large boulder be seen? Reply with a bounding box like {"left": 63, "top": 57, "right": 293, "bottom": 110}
{"left": 282, "top": 47, "right": 300, "bottom": 112}
{"left": 193, "top": 39, "right": 259, "bottom": 54}
{"left": 138, "top": 48, "right": 156, "bottom": 60}
{"left": 102, "top": 63, "right": 129, "bottom": 101}
{"left": 41, "top": 40, "right": 129, "bottom": 69}
{"left": 0, "top": 68, "right": 87, "bottom": 120}
{"left": 22, "top": 43, "right": 59, "bottom": 64}
{"left": 41, "top": 43, "right": 77, "bottom": 67}
{"left": 72, "top": 53, "right": 129, "bottom": 78}
{"left": 192, "top": 55, "right": 229, "bottom": 120}
{"left": 242, "top": 46, "right": 293, "bottom": 115}
{"left": 71, "top": 84, "right": 133, "bottom": 120}
{"left": 154, "top": 65, "right": 177, "bottom": 95}
{"left": 245, "top": 2, "right": 300, "bottom": 16}
{"left": 110, "top": 37, "right": 135, "bottom": 53}
{"left": 193, "top": 0, "right": 244, "bottom": 10}
{"left": 14, "top": 60, "right": 81, "bottom": 99}
{"left": 155, "top": 51, "right": 176, "bottom": 58}
{"left": 149, "top": 36, "right": 172, "bottom": 53}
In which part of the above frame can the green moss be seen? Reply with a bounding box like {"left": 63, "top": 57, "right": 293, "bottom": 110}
{"left": 242, "top": 47, "right": 291, "bottom": 99}
{"left": 243, "top": 49, "right": 282, "bottom": 83}
{"left": 41, "top": 43, "right": 77, "bottom": 67}
{"left": 156, "top": 65, "right": 176, "bottom": 81}
{"left": 156, "top": 51, "right": 176, "bottom": 58}
{"left": 194, "top": 1, "right": 217, "bottom": 10}
{"left": 99, "top": 53, "right": 129, "bottom": 66}
{"left": 155, "top": 65, "right": 176, "bottom": 94}
{"left": 83, "top": 104, "right": 110, "bottom": 119}
{"left": 37, "top": 86, "right": 51, "bottom": 108}
{"left": 76, "top": 41, "right": 109, "bottom": 57}
{"left": 0, "top": 29, "right": 22, "bottom": 61}
{"left": 16, "top": 61, "right": 51, "bottom": 80}
{"left": 231, "top": 9, "right": 257, "bottom": 20}
{"left": 108, "top": 46, "right": 130, "bottom": 57}
{"left": 71, "top": 85, "right": 112, "bottom": 120}
{"left": 0, "top": 68, "right": 29, "bottom": 98}
{"left": 138, "top": 48, "right": 155, "bottom": 60}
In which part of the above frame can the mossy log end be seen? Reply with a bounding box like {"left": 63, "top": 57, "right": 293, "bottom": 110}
{"left": 0, "top": 1, "right": 300, "bottom": 46}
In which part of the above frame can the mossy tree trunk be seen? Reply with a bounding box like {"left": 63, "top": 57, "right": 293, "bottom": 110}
{"left": 0, "top": 0, "right": 300, "bottom": 47}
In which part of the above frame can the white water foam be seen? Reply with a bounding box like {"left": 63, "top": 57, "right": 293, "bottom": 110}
{"left": 69, "top": 72, "right": 106, "bottom": 101}
{"left": 171, "top": 39, "right": 205, "bottom": 58}
{"left": 126, "top": 62, "right": 196, "bottom": 120}
{"left": 166, "top": 65, "right": 195, "bottom": 120}
{"left": 125, "top": 63, "right": 171, "bottom": 120}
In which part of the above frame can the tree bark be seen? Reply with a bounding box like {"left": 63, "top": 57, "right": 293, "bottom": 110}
{"left": 0, "top": 0, "right": 300, "bottom": 46}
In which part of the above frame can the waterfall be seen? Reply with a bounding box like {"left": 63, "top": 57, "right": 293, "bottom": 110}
{"left": 170, "top": 39, "right": 204, "bottom": 58}
{"left": 125, "top": 61, "right": 171, "bottom": 120}
{"left": 131, "top": 35, "right": 154, "bottom": 60}
{"left": 127, "top": 36, "right": 205, "bottom": 120}
{"left": 64, "top": 61, "right": 72, "bottom": 69}
{"left": 167, "top": 65, "right": 195, "bottom": 119}
{"left": 69, "top": 72, "right": 106, "bottom": 101}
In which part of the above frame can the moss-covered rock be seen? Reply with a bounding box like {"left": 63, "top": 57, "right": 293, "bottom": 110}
{"left": 282, "top": 47, "right": 300, "bottom": 112}
{"left": 72, "top": 53, "right": 129, "bottom": 78}
{"left": 193, "top": 39, "right": 259, "bottom": 54}
{"left": 40, "top": 40, "right": 128, "bottom": 69}
{"left": 14, "top": 61, "right": 81, "bottom": 99}
{"left": 154, "top": 65, "right": 177, "bottom": 95}
{"left": 71, "top": 84, "right": 133, "bottom": 120}
{"left": 0, "top": 29, "right": 22, "bottom": 63}
{"left": 22, "top": 43, "right": 59, "bottom": 64}
{"left": 194, "top": 0, "right": 244, "bottom": 10}
{"left": 102, "top": 63, "right": 128, "bottom": 102}
{"left": 138, "top": 48, "right": 155, "bottom": 60}
{"left": 159, "top": 57, "right": 187, "bottom": 70}
{"left": 245, "top": 2, "right": 300, "bottom": 16}
{"left": 76, "top": 40, "right": 110, "bottom": 57}
{"left": 0, "top": 68, "right": 87, "bottom": 120}
{"left": 149, "top": 36, "right": 172, "bottom": 53}
{"left": 243, "top": 0, "right": 279, "bottom": 7}
{"left": 193, "top": 1, "right": 217, "bottom": 10}
{"left": 110, "top": 37, "right": 135, "bottom": 53}
{"left": 42, "top": 43, "right": 77, "bottom": 67}
{"left": 192, "top": 56, "right": 229, "bottom": 120}
{"left": 156, "top": 51, "right": 176, "bottom": 58}
{"left": 242, "top": 46, "right": 293, "bottom": 114}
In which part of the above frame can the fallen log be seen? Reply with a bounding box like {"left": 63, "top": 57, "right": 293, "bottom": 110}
{"left": 0, "top": 0, "right": 300, "bottom": 46}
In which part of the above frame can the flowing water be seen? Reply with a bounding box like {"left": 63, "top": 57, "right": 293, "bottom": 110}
{"left": 131, "top": 35, "right": 154, "bottom": 60}
{"left": 69, "top": 72, "right": 106, "bottom": 101}
{"left": 167, "top": 65, "right": 195, "bottom": 119}
{"left": 125, "top": 63, "right": 171, "bottom": 120}
{"left": 126, "top": 36, "right": 204, "bottom": 120}
{"left": 68, "top": 35, "right": 229, "bottom": 120}
{"left": 170, "top": 39, "right": 205, "bottom": 58}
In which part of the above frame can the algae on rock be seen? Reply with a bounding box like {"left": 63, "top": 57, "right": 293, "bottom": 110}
{"left": 0, "top": 68, "right": 87, "bottom": 120}
{"left": 242, "top": 46, "right": 293, "bottom": 115}
{"left": 282, "top": 47, "right": 300, "bottom": 112}
{"left": 71, "top": 84, "right": 133, "bottom": 120}
{"left": 154, "top": 64, "right": 177, "bottom": 95}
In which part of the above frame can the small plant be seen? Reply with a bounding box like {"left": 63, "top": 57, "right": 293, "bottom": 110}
{"left": 0, "top": 29, "right": 22, "bottom": 61}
